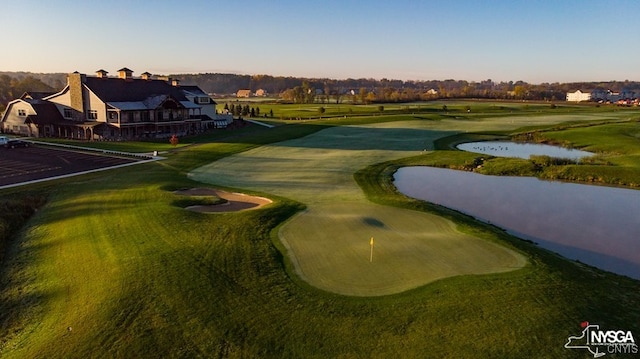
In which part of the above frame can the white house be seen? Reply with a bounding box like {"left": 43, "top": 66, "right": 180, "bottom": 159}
{"left": 566, "top": 90, "right": 592, "bottom": 102}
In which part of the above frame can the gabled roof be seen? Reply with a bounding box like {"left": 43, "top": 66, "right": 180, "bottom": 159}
{"left": 21, "top": 91, "right": 56, "bottom": 100}
{"left": 85, "top": 77, "right": 190, "bottom": 103}
{"left": 181, "top": 85, "right": 217, "bottom": 105}
{"left": 25, "top": 102, "right": 64, "bottom": 125}
{"left": 181, "top": 85, "right": 207, "bottom": 96}
{"left": 107, "top": 95, "right": 200, "bottom": 111}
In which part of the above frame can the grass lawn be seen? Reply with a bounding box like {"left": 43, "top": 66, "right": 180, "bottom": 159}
{"left": 279, "top": 202, "right": 525, "bottom": 296}
{"left": 1, "top": 103, "right": 639, "bottom": 358}
{"left": 248, "top": 99, "right": 639, "bottom": 123}
{"left": 191, "top": 121, "right": 527, "bottom": 296}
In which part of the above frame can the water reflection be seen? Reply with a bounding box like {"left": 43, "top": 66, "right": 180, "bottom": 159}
{"left": 394, "top": 166, "right": 640, "bottom": 279}
{"left": 457, "top": 141, "right": 593, "bottom": 160}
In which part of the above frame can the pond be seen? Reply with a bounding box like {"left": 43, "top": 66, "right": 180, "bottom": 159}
{"left": 456, "top": 141, "right": 594, "bottom": 160}
{"left": 394, "top": 166, "right": 640, "bottom": 279}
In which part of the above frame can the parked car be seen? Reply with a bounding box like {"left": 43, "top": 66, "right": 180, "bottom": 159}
{"left": 5, "top": 139, "right": 30, "bottom": 149}
{"left": 0, "top": 136, "right": 8, "bottom": 146}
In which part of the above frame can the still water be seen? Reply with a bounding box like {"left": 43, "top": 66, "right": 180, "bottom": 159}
{"left": 394, "top": 166, "right": 640, "bottom": 279}
{"left": 457, "top": 141, "right": 594, "bottom": 160}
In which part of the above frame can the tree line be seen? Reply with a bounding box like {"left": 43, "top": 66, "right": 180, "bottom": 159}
{"left": 2, "top": 71, "right": 640, "bottom": 112}
{"left": 222, "top": 103, "right": 273, "bottom": 118}
{"left": 0, "top": 73, "right": 58, "bottom": 112}
{"left": 171, "top": 74, "right": 640, "bottom": 104}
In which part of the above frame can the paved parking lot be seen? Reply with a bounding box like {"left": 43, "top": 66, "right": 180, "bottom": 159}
{"left": 0, "top": 144, "right": 146, "bottom": 188}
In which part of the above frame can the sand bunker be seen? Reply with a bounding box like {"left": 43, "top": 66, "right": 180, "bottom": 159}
{"left": 175, "top": 188, "right": 272, "bottom": 213}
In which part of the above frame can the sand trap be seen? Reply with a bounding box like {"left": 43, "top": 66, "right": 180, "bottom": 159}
{"left": 174, "top": 188, "right": 272, "bottom": 213}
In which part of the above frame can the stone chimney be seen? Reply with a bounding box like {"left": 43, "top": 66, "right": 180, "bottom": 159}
{"left": 141, "top": 72, "right": 152, "bottom": 80}
{"left": 96, "top": 69, "right": 109, "bottom": 78}
{"left": 68, "top": 71, "right": 86, "bottom": 120}
{"left": 117, "top": 67, "right": 133, "bottom": 80}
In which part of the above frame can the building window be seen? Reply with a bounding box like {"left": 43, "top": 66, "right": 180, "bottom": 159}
{"left": 64, "top": 108, "right": 73, "bottom": 118}
{"left": 18, "top": 109, "right": 26, "bottom": 116}
{"left": 87, "top": 110, "right": 98, "bottom": 120}
{"left": 141, "top": 111, "right": 150, "bottom": 122}
{"left": 198, "top": 97, "right": 210, "bottom": 104}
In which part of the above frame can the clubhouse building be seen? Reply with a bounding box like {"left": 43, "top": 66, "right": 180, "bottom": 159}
{"left": 1, "top": 68, "right": 232, "bottom": 140}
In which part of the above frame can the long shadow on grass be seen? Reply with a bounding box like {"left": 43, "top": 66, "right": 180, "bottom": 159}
{"left": 42, "top": 201, "right": 141, "bottom": 226}
{"left": 269, "top": 126, "right": 458, "bottom": 152}
{"left": 0, "top": 227, "right": 64, "bottom": 350}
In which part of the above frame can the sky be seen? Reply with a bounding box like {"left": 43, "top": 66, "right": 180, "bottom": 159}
{"left": 1, "top": 0, "right": 639, "bottom": 84}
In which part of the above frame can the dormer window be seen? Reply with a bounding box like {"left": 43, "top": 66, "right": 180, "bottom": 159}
{"left": 197, "top": 97, "right": 210, "bottom": 104}
{"left": 18, "top": 109, "right": 26, "bottom": 116}
{"left": 117, "top": 67, "right": 134, "bottom": 80}
{"left": 64, "top": 108, "right": 73, "bottom": 118}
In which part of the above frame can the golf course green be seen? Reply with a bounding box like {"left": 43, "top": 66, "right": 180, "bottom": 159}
{"left": 190, "top": 122, "right": 528, "bottom": 296}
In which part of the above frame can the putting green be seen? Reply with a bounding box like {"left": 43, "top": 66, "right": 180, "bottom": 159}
{"left": 190, "top": 121, "right": 527, "bottom": 295}
{"left": 279, "top": 202, "right": 525, "bottom": 296}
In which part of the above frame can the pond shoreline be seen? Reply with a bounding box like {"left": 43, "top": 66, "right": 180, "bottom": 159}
{"left": 394, "top": 166, "right": 640, "bottom": 279}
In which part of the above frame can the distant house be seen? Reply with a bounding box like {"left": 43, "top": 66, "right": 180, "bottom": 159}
{"left": 1, "top": 67, "right": 233, "bottom": 139}
{"left": 236, "top": 89, "right": 251, "bottom": 98}
{"left": 572, "top": 88, "right": 638, "bottom": 103}
{"left": 255, "top": 89, "right": 267, "bottom": 97}
{"left": 566, "top": 90, "right": 592, "bottom": 102}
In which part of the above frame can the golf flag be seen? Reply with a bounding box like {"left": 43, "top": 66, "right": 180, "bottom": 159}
{"left": 369, "top": 237, "right": 374, "bottom": 262}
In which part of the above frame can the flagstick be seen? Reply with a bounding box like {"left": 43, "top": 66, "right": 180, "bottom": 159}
{"left": 369, "top": 237, "right": 374, "bottom": 263}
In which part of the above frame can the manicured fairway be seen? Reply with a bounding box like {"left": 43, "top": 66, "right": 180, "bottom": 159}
{"left": 191, "top": 121, "right": 528, "bottom": 295}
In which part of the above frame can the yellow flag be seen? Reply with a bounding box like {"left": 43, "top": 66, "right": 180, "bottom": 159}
{"left": 369, "top": 237, "right": 374, "bottom": 262}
